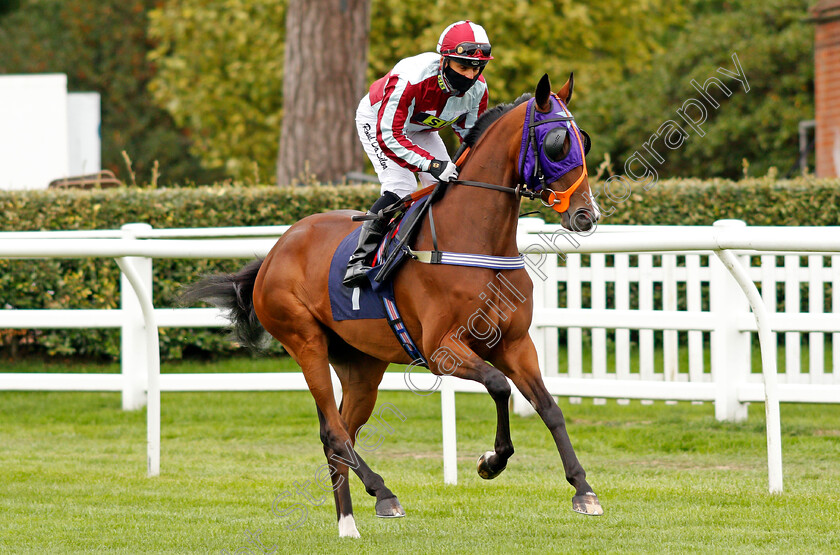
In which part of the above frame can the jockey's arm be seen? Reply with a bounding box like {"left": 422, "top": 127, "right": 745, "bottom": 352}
{"left": 375, "top": 76, "right": 436, "bottom": 173}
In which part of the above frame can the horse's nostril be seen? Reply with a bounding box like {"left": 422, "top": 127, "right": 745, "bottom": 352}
{"left": 571, "top": 209, "right": 594, "bottom": 232}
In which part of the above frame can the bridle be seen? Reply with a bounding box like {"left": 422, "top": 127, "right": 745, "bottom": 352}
{"left": 450, "top": 94, "right": 590, "bottom": 214}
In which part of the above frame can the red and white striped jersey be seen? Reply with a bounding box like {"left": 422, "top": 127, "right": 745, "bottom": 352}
{"left": 365, "top": 52, "right": 489, "bottom": 173}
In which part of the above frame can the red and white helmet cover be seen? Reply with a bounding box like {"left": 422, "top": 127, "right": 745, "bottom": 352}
{"left": 436, "top": 20, "right": 493, "bottom": 66}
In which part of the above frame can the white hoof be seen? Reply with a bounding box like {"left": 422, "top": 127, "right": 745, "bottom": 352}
{"left": 338, "top": 514, "right": 360, "bottom": 538}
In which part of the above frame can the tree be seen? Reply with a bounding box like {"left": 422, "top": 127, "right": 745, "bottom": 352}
{"left": 367, "top": 0, "right": 688, "bottom": 107}
{"left": 276, "top": 0, "right": 370, "bottom": 185}
{"left": 148, "top": 0, "right": 686, "bottom": 185}
{"left": 147, "top": 0, "right": 286, "bottom": 183}
{"left": 0, "top": 0, "right": 21, "bottom": 17}
{"left": 579, "top": 0, "right": 815, "bottom": 179}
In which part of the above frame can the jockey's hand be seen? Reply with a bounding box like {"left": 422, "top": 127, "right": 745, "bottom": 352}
{"left": 428, "top": 159, "right": 459, "bottom": 182}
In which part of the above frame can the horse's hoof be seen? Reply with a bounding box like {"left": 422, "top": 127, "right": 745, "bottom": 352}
{"left": 572, "top": 492, "right": 604, "bottom": 516}
{"left": 375, "top": 496, "right": 405, "bottom": 518}
{"left": 477, "top": 450, "right": 506, "bottom": 480}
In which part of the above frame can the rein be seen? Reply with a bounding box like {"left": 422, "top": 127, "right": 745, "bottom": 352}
{"left": 450, "top": 140, "right": 540, "bottom": 200}
{"left": 452, "top": 178, "right": 541, "bottom": 201}
{"left": 449, "top": 145, "right": 541, "bottom": 200}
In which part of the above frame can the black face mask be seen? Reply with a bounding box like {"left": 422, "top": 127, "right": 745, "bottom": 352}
{"left": 443, "top": 63, "right": 477, "bottom": 95}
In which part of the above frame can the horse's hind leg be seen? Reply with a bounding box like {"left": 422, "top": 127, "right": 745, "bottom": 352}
{"left": 329, "top": 352, "right": 405, "bottom": 518}
{"left": 265, "top": 316, "right": 397, "bottom": 537}
{"left": 314, "top": 407, "right": 356, "bottom": 532}
{"left": 493, "top": 339, "right": 603, "bottom": 516}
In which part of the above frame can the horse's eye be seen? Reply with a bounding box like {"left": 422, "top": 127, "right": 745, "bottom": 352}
{"left": 579, "top": 129, "right": 592, "bottom": 156}
{"left": 543, "top": 127, "right": 568, "bottom": 161}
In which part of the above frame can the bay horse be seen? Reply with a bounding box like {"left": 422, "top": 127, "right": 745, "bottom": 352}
{"left": 183, "top": 73, "right": 603, "bottom": 537}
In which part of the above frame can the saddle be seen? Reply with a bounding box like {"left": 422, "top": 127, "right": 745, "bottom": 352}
{"left": 365, "top": 182, "right": 448, "bottom": 286}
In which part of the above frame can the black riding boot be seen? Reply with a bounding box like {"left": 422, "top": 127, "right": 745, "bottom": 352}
{"left": 342, "top": 213, "right": 388, "bottom": 287}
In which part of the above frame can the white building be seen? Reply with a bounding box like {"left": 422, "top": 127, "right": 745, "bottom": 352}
{"left": 0, "top": 73, "right": 101, "bottom": 190}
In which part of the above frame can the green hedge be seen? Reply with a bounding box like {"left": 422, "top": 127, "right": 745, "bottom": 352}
{"left": 591, "top": 177, "right": 840, "bottom": 227}
{"left": 0, "top": 185, "right": 381, "bottom": 360}
{"left": 1, "top": 177, "right": 837, "bottom": 360}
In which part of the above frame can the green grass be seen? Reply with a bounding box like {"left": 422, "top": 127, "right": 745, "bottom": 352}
{"left": 1, "top": 357, "right": 839, "bottom": 554}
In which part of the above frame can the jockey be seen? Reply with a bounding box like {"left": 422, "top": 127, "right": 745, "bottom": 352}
{"left": 343, "top": 20, "right": 492, "bottom": 287}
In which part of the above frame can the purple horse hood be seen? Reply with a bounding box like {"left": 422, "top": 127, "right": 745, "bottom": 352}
{"left": 518, "top": 95, "right": 587, "bottom": 193}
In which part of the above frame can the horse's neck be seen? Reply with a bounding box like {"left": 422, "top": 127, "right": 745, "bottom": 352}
{"left": 421, "top": 106, "right": 525, "bottom": 256}
{"left": 430, "top": 162, "right": 522, "bottom": 257}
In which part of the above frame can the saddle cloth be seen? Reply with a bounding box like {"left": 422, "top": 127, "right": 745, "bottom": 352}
{"left": 327, "top": 197, "right": 432, "bottom": 366}
{"left": 327, "top": 192, "right": 436, "bottom": 322}
{"left": 328, "top": 226, "right": 390, "bottom": 321}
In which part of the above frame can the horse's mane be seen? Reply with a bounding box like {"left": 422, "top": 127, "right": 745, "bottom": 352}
{"left": 463, "top": 93, "right": 532, "bottom": 147}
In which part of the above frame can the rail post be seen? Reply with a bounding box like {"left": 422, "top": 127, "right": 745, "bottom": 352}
{"left": 120, "top": 223, "right": 153, "bottom": 410}
{"left": 517, "top": 217, "right": 547, "bottom": 416}
{"left": 714, "top": 247, "right": 784, "bottom": 493}
{"left": 440, "top": 376, "right": 458, "bottom": 485}
{"left": 709, "top": 220, "right": 751, "bottom": 422}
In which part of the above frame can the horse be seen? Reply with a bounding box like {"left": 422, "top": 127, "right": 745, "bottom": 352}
{"left": 182, "top": 73, "right": 603, "bottom": 538}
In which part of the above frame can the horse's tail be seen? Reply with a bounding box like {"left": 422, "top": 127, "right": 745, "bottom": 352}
{"left": 179, "top": 259, "right": 267, "bottom": 352}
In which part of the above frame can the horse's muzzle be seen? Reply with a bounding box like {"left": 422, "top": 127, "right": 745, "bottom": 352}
{"left": 570, "top": 208, "right": 598, "bottom": 233}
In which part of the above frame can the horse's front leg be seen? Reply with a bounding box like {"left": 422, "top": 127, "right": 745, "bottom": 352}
{"left": 475, "top": 366, "right": 515, "bottom": 479}
{"left": 493, "top": 338, "right": 603, "bottom": 516}
{"left": 426, "top": 338, "right": 515, "bottom": 479}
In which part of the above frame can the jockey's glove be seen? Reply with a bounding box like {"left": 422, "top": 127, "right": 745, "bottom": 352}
{"left": 428, "top": 159, "right": 459, "bottom": 182}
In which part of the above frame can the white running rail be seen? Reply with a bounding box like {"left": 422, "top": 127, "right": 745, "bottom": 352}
{"left": 2, "top": 220, "right": 840, "bottom": 493}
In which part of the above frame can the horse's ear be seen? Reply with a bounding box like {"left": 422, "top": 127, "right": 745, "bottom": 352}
{"left": 557, "top": 72, "right": 574, "bottom": 104}
{"left": 535, "top": 73, "right": 551, "bottom": 112}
